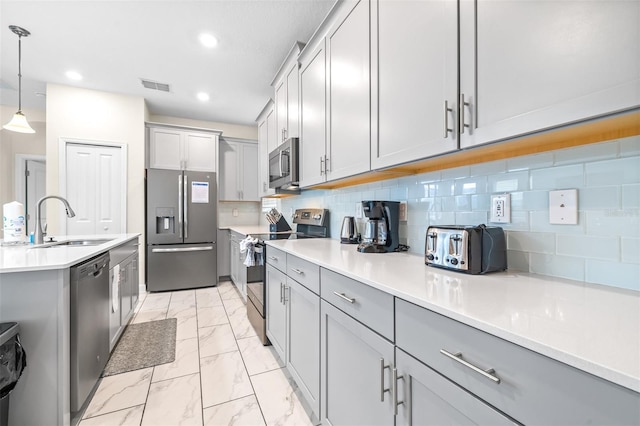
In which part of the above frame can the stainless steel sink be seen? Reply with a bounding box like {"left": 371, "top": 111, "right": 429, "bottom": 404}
{"left": 36, "top": 239, "right": 114, "bottom": 248}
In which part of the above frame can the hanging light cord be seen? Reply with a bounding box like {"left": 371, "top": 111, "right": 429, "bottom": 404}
{"left": 17, "top": 34, "right": 23, "bottom": 112}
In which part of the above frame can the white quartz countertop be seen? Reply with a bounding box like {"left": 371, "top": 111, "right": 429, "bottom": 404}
{"left": 222, "top": 225, "right": 272, "bottom": 236}
{"left": 0, "top": 234, "right": 140, "bottom": 273}
{"left": 266, "top": 238, "right": 640, "bottom": 393}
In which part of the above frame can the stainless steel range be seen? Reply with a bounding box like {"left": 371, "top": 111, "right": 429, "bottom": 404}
{"left": 246, "top": 208, "right": 329, "bottom": 345}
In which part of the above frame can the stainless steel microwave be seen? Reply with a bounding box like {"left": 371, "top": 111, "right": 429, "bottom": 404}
{"left": 269, "top": 137, "right": 299, "bottom": 190}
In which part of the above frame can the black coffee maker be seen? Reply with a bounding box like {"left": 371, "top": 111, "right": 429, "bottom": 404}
{"left": 357, "top": 201, "right": 400, "bottom": 253}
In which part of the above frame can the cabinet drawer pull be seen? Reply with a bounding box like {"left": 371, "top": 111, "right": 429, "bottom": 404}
{"left": 333, "top": 292, "right": 355, "bottom": 304}
{"left": 291, "top": 268, "right": 304, "bottom": 275}
{"left": 459, "top": 93, "right": 470, "bottom": 135}
{"left": 380, "top": 358, "right": 391, "bottom": 402}
{"left": 440, "top": 349, "right": 501, "bottom": 384}
{"left": 280, "top": 282, "right": 284, "bottom": 304}
{"left": 268, "top": 256, "right": 278, "bottom": 261}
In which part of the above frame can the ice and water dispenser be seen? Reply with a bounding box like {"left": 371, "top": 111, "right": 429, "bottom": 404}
{"left": 154, "top": 208, "right": 175, "bottom": 235}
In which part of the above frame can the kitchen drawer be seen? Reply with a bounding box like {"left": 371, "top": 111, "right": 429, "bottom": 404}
{"left": 266, "top": 246, "right": 287, "bottom": 272}
{"left": 287, "top": 254, "right": 320, "bottom": 294}
{"left": 320, "top": 268, "right": 394, "bottom": 341}
{"left": 395, "top": 299, "right": 640, "bottom": 425}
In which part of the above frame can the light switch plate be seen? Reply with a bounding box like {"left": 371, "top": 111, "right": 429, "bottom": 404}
{"left": 549, "top": 189, "right": 578, "bottom": 224}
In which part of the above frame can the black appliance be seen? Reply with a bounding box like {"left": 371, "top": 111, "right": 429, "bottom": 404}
{"left": 246, "top": 208, "right": 329, "bottom": 345}
{"left": 425, "top": 224, "right": 507, "bottom": 274}
{"left": 357, "top": 201, "right": 401, "bottom": 253}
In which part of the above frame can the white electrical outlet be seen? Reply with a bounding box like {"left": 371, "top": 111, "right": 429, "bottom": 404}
{"left": 549, "top": 189, "right": 578, "bottom": 224}
{"left": 355, "top": 202, "right": 364, "bottom": 219}
{"left": 399, "top": 201, "right": 408, "bottom": 221}
{"left": 490, "top": 194, "right": 511, "bottom": 223}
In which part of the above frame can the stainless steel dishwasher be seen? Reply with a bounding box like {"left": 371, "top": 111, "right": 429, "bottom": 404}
{"left": 70, "top": 252, "right": 110, "bottom": 413}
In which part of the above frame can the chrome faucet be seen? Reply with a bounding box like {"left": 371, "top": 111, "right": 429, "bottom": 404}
{"left": 34, "top": 196, "right": 76, "bottom": 244}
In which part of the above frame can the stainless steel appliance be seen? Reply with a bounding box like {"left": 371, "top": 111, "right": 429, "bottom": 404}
{"left": 246, "top": 208, "right": 329, "bottom": 345}
{"left": 146, "top": 168, "right": 217, "bottom": 292}
{"left": 70, "top": 252, "right": 110, "bottom": 413}
{"left": 357, "top": 201, "right": 401, "bottom": 253}
{"left": 340, "top": 216, "right": 359, "bottom": 244}
{"left": 425, "top": 224, "right": 507, "bottom": 274}
{"left": 268, "top": 137, "right": 299, "bottom": 190}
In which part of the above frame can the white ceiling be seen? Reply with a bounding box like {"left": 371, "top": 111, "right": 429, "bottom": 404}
{"left": 0, "top": 0, "right": 336, "bottom": 126}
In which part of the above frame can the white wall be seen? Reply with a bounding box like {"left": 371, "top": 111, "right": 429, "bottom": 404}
{"left": 46, "top": 83, "right": 147, "bottom": 279}
{"left": 0, "top": 106, "right": 46, "bottom": 212}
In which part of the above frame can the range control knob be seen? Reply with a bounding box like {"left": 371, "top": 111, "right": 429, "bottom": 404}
{"left": 426, "top": 254, "right": 435, "bottom": 261}
{"left": 450, "top": 258, "right": 459, "bottom": 266}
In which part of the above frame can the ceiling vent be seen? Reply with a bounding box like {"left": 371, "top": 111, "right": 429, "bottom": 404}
{"left": 140, "top": 79, "right": 170, "bottom": 92}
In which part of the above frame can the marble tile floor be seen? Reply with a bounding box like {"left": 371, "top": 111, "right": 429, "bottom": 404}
{"left": 79, "top": 281, "right": 314, "bottom": 426}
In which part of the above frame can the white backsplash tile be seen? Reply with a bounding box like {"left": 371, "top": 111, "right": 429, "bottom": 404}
{"left": 556, "top": 234, "right": 619, "bottom": 260}
{"left": 586, "top": 260, "right": 640, "bottom": 291}
{"left": 280, "top": 135, "right": 640, "bottom": 291}
{"left": 621, "top": 238, "right": 640, "bottom": 264}
{"left": 530, "top": 164, "right": 584, "bottom": 190}
{"left": 586, "top": 157, "right": 640, "bottom": 186}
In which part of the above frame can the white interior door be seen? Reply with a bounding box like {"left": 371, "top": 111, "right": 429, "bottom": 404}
{"left": 25, "top": 160, "right": 46, "bottom": 235}
{"left": 65, "top": 143, "right": 124, "bottom": 235}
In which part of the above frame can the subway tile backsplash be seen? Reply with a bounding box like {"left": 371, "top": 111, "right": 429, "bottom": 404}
{"left": 279, "top": 135, "right": 640, "bottom": 291}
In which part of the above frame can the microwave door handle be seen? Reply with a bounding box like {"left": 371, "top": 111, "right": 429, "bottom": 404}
{"left": 279, "top": 150, "right": 284, "bottom": 177}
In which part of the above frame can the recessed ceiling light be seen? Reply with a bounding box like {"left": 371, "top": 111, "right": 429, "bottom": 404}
{"left": 199, "top": 33, "right": 218, "bottom": 48}
{"left": 65, "top": 70, "right": 83, "bottom": 81}
{"left": 197, "top": 92, "right": 210, "bottom": 102}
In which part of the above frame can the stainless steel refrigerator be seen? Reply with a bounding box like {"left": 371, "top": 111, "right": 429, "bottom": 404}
{"left": 146, "top": 168, "right": 217, "bottom": 292}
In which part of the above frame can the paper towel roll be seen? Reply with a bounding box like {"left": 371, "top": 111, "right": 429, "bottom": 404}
{"left": 3, "top": 201, "right": 26, "bottom": 243}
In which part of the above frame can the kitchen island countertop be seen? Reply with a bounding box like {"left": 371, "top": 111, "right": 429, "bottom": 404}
{"left": 0, "top": 233, "right": 140, "bottom": 273}
{"left": 266, "top": 238, "right": 640, "bottom": 393}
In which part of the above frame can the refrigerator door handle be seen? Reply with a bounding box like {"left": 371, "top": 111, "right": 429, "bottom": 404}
{"left": 184, "top": 173, "right": 189, "bottom": 240}
{"left": 178, "top": 174, "right": 183, "bottom": 239}
{"left": 151, "top": 246, "right": 214, "bottom": 253}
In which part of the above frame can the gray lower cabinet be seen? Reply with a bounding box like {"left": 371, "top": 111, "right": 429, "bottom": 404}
{"left": 286, "top": 277, "right": 320, "bottom": 418}
{"left": 109, "top": 239, "right": 139, "bottom": 351}
{"left": 395, "top": 348, "right": 517, "bottom": 426}
{"left": 266, "top": 264, "right": 287, "bottom": 361}
{"left": 320, "top": 300, "right": 395, "bottom": 426}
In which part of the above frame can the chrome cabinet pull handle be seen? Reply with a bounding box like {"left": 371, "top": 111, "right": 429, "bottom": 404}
{"left": 459, "top": 93, "right": 470, "bottom": 135}
{"left": 444, "top": 100, "right": 453, "bottom": 138}
{"left": 380, "top": 358, "right": 391, "bottom": 402}
{"left": 333, "top": 291, "right": 355, "bottom": 304}
{"left": 291, "top": 268, "right": 304, "bottom": 275}
{"left": 320, "top": 156, "right": 324, "bottom": 175}
{"left": 280, "top": 282, "right": 284, "bottom": 304}
{"left": 324, "top": 155, "right": 329, "bottom": 173}
{"left": 440, "top": 349, "right": 501, "bottom": 384}
{"left": 268, "top": 256, "right": 278, "bottom": 261}
{"left": 393, "top": 368, "right": 405, "bottom": 415}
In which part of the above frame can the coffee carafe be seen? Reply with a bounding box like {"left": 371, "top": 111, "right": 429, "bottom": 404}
{"left": 357, "top": 201, "right": 400, "bottom": 253}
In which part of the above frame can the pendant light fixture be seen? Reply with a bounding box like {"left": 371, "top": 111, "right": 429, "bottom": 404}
{"left": 3, "top": 25, "right": 35, "bottom": 134}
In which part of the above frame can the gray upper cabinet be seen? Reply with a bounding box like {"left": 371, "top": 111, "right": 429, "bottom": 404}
{"left": 299, "top": 0, "right": 371, "bottom": 187}
{"left": 299, "top": 41, "right": 327, "bottom": 188}
{"left": 273, "top": 42, "right": 304, "bottom": 146}
{"left": 256, "top": 100, "right": 276, "bottom": 197}
{"left": 218, "top": 138, "right": 259, "bottom": 202}
{"left": 320, "top": 300, "right": 395, "bottom": 426}
{"left": 147, "top": 125, "right": 218, "bottom": 172}
{"left": 459, "top": 0, "right": 640, "bottom": 149}
{"left": 371, "top": 0, "right": 458, "bottom": 170}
